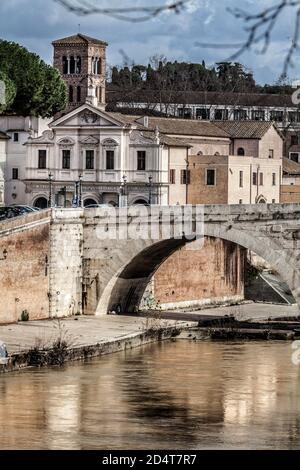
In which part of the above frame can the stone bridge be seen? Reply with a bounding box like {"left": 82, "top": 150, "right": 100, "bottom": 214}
{"left": 0, "top": 204, "right": 300, "bottom": 323}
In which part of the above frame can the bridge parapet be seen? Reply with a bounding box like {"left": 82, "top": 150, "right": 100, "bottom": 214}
{"left": 0, "top": 209, "right": 52, "bottom": 239}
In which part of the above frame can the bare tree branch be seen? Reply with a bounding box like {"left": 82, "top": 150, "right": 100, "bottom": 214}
{"left": 196, "top": 0, "right": 300, "bottom": 79}
{"left": 54, "top": 0, "right": 192, "bottom": 22}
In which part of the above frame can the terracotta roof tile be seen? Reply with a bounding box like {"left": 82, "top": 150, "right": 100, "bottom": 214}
{"left": 0, "top": 131, "right": 10, "bottom": 140}
{"left": 283, "top": 157, "right": 300, "bottom": 174}
{"left": 52, "top": 34, "right": 107, "bottom": 46}
{"left": 107, "top": 88, "right": 298, "bottom": 108}
{"left": 214, "top": 121, "right": 281, "bottom": 139}
{"left": 135, "top": 116, "right": 231, "bottom": 138}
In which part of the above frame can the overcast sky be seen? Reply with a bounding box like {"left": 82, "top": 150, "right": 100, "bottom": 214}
{"left": 0, "top": 0, "right": 298, "bottom": 84}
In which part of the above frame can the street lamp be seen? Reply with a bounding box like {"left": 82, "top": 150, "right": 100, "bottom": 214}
{"left": 148, "top": 175, "right": 153, "bottom": 205}
{"left": 48, "top": 172, "right": 53, "bottom": 208}
{"left": 119, "top": 175, "right": 128, "bottom": 208}
{"left": 78, "top": 173, "right": 83, "bottom": 207}
{"left": 185, "top": 157, "right": 190, "bottom": 205}
{"left": 122, "top": 175, "right": 127, "bottom": 196}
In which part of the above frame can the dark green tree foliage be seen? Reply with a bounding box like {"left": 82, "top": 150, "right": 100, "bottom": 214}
{"left": 0, "top": 40, "right": 67, "bottom": 117}
{"left": 0, "top": 70, "right": 16, "bottom": 113}
{"left": 111, "top": 59, "right": 258, "bottom": 93}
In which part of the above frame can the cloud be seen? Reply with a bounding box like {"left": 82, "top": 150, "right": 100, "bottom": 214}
{"left": 0, "top": 0, "right": 296, "bottom": 84}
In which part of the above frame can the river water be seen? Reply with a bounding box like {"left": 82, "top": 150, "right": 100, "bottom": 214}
{"left": 1, "top": 340, "right": 300, "bottom": 450}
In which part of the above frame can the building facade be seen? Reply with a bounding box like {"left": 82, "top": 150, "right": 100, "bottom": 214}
{"left": 0, "top": 131, "right": 9, "bottom": 206}
{"left": 0, "top": 116, "right": 51, "bottom": 206}
{"left": 110, "top": 89, "right": 300, "bottom": 131}
{"left": 24, "top": 105, "right": 176, "bottom": 207}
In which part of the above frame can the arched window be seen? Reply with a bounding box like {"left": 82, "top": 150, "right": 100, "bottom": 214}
{"left": 34, "top": 197, "right": 48, "bottom": 209}
{"left": 91, "top": 57, "right": 96, "bottom": 74}
{"left": 76, "top": 56, "right": 81, "bottom": 74}
{"left": 62, "top": 56, "right": 68, "bottom": 74}
{"left": 237, "top": 147, "right": 245, "bottom": 156}
{"left": 214, "top": 152, "right": 220, "bottom": 156}
{"left": 69, "top": 85, "right": 73, "bottom": 103}
{"left": 77, "top": 86, "right": 81, "bottom": 102}
{"left": 97, "top": 58, "right": 102, "bottom": 75}
{"left": 84, "top": 199, "right": 98, "bottom": 207}
{"left": 70, "top": 56, "right": 75, "bottom": 74}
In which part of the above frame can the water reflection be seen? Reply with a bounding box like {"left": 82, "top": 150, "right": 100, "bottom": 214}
{"left": 0, "top": 341, "right": 300, "bottom": 449}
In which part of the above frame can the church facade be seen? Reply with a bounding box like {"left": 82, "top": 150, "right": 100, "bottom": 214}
{"left": 24, "top": 104, "right": 172, "bottom": 208}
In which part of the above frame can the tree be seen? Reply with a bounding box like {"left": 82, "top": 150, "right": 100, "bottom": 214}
{"left": 0, "top": 70, "right": 16, "bottom": 113}
{"left": 0, "top": 40, "right": 67, "bottom": 117}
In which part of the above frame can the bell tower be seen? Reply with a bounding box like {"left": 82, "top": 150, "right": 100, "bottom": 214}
{"left": 52, "top": 33, "right": 107, "bottom": 112}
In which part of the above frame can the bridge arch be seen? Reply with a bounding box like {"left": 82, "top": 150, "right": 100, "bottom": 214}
{"left": 93, "top": 222, "right": 300, "bottom": 315}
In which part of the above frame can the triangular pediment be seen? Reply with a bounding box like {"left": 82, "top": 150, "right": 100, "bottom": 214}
{"left": 80, "top": 135, "right": 100, "bottom": 145}
{"left": 50, "top": 104, "right": 125, "bottom": 129}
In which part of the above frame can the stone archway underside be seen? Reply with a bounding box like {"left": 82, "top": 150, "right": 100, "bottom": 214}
{"left": 92, "top": 224, "right": 300, "bottom": 315}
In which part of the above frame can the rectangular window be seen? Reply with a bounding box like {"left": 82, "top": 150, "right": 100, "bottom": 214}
{"left": 13, "top": 132, "right": 19, "bottom": 142}
{"left": 106, "top": 150, "right": 115, "bottom": 170}
{"left": 38, "top": 149, "right": 47, "bottom": 169}
{"left": 86, "top": 150, "right": 94, "bottom": 170}
{"left": 12, "top": 168, "right": 19, "bottom": 180}
{"left": 259, "top": 172, "right": 264, "bottom": 186}
{"left": 272, "top": 199, "right": 276, "bottom": 203}
{"left": 181, "top": 169, "right": 190, "bottom": 185}
{"left": 289, "top": 112, "right": 300, "bottom": 123}
{"left": 272, "top": 173, "right": 276, "bottom": 186}
{"left": 62, "top": 149, "right": 71, "bottom": 169}
{"left": 270, "top": 111, "right": 284, "bottom": 122}
{"left": 253, "top": 172, "right": 257, "bottom": 186}
{"left": 252, "top": 110, "right": 265, "bottom": 121}
{"left": 137, "top": 151, "right": 146, "bottom": 171}
{"left": 196, "top": 108, "right": 210, "bottom": 120}
{"left": 239, "top": 170, "right": 243, "bottom": 188}
{"left": 291, "top": 135, "right": 299, "bottom": 146}
{"left": 269, "top": 149, "right": 274, "bottom": 159}
{"left": 234, "top": 109, "right": 247, "bottom": 121}
{"left": 178, "top": 108, "right": 192, "bottom": 119}
{"left": 169, "top": 169, "right": 176, "bottom": 184}
{"left": 206, "top": 169, "right": 216, "bottom": 186}
{"left": 214, "top": 109, "right": 228, "bottom": 121}
{"left": 290, "top": 152, "right": 299, "bottom": 162}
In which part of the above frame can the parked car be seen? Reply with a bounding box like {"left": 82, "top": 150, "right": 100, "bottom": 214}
{"left": 0, "top": 206, "right": 22, "bottom": 221}
{"left": 9, "top": 205, "right": 39, "bottom": 214}
{"left": 85, "top": 204, "right": 113, "bottom": 208}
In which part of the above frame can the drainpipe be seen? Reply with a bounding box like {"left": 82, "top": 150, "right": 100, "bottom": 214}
{"left": 185, "top": 147, "right": 189, "bottom": 205}
{"left": 256, "top": 164, "right": 260, "bottom": 202}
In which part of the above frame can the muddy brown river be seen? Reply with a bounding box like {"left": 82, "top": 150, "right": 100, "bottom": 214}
{"left": 1, "top": 340, "right": 300, "bottom": 450}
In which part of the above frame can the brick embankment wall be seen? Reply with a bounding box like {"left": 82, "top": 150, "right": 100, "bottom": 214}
{"left": 0, "top": 213, "right": 51, "bottom": 324}
{"left": 152, "top": 237, "right": 245, "bottom": 309}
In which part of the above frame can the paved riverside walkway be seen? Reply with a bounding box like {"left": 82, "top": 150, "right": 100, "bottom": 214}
{"left": 0, "top": 303, "right": 299, "bottom": 355}
{"left": 0, "top": 315, "right": 196, "bottom": 355}
{"left": 145, "top": 302, "right": 300, "bottom": 322}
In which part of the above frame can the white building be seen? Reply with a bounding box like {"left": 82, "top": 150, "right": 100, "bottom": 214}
{"left": 24, "top": 104, "right": 178, "bottom": 207}
{"left": 0, "top": 131, "right": 9, "bottom": 206}
{"left": 0, "top": 116, "right": 50, "bottom": 206}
